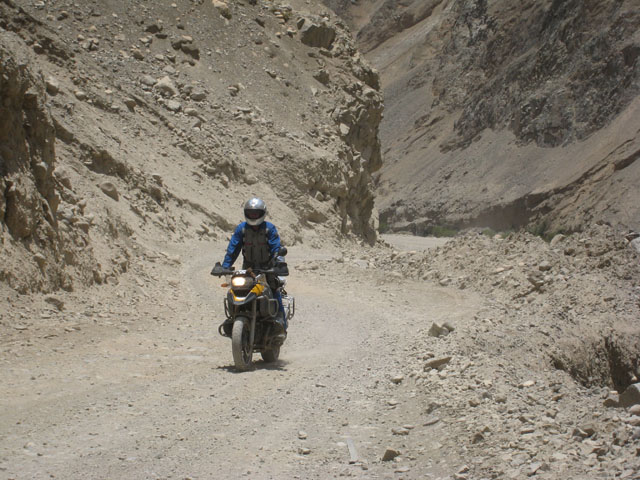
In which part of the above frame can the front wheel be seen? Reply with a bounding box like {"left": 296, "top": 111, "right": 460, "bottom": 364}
{"left": 232, "top": 317, "right": 253, "bottom": 370}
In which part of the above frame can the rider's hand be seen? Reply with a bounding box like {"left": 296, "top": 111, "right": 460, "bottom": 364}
{"left": 211, "top": 262, "right": 224, "bottom": 276}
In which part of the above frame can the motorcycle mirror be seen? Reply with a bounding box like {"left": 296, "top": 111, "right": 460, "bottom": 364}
{"left": 278, "top": 246, "right": 288, "bottom": 257}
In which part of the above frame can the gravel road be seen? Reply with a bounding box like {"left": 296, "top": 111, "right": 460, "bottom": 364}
{"left": 4, "top": 230, "right": 639, "bottom": 479}
{"left": 1, "top": 237, "right": 477, "bottom": 479}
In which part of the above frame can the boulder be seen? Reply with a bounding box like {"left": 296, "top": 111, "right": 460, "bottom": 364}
{"left": 603, "top": 392, "right": 620, "bottom": 408}
{"left": 619, "top": 383, "right": 640, "bottom": 408}
{"left": 123, "top": 98, "right": 137, "bottom": 110}
{"left": 382, "top": 447, "right": 400, "bottom": 461}
{"left": 165, "top": 100, "right": 181, "bottom": 112}
{"left": 140, "top": 75, "right": 157, "bottom": 87}
{"left": 99, "top": 181, "right": 119, "bottom": 201}
{"left": 424, "top": 356, "right": 452, "bottom": 370}
{"left": 299, "top": 21, "right": 336, "bottom": 49}
{"left": 145, "top": 23, "right": 163, "bottom": 34}
{"left": 45, "top": 76, "right": 60, "bottom": 95}
{"left": 212, "top": 0, "right": 231, "bottom": 19}
{"left": 154, "top": 76, "right": 178, "bottom": 97}
{"left": 428, "top": 322, "right": 450, "bottom": 337}
{"left": 550, "top": 234, "right": 566, "bottom": 247}
{"left": 181, "top": 42, "right": 200, "bottom": 60}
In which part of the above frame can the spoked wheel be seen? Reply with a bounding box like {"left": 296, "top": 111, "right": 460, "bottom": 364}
{"left": 231, "top": 317, "right": 253, "bottom": 371}
{"left": 261, "top": 346, "right": 280, "bottom": 363}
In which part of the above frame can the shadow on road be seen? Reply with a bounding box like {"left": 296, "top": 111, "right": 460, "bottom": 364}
{"left": 216, "top": 359, "right": 289, "bottom": 373}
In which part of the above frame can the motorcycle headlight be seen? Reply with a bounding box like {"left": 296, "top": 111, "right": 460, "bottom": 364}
{"left": 231, "top": 276, "right": 253, "bottom": 288}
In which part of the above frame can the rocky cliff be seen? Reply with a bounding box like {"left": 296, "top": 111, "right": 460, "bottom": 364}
{"left": 327, "top": 0, "right": 640, "bottom": 235}
{"left": 0, "top": 0, "right": 383, "bottom": 293}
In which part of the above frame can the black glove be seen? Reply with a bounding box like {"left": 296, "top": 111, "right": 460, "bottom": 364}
{"left": 211, "top": 262, "right": 225, "bottom": 276}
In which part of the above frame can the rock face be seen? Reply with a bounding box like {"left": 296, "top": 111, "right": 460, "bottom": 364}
{"left": 326, "top": 0, "right": 640, "bottom": 235}
{"left": 0, "top": 35, "right": 93, "bottom": 293}
{"left": 0, "top": 0, "right": 383, "bottom": 293}
{"left": 0, "top": 43, "right": 57, "bottom": 239}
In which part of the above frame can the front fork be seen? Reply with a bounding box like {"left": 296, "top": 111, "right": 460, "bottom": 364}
{"left": 219, "top": 297, "right": 269, "bottom": 344}
{"left": 249, "top": 299, "right": 257, "bottom": 351}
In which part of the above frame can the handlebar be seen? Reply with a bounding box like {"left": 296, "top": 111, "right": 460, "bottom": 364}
{"left": 211, "top": 247, "right": 289, "bottom": 277}
{"left": 210, "top": 262, "right": 289, "bottom": 277}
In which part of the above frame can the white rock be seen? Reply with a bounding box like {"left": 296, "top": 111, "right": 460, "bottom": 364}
{"left": 155, "top": 76, "right": 178, "bottom": 96}
{"left": 538, "top": 261, "right": 552, "bottom": 271}
{"left": 45, "top": 76, "right": 60, "bottom": 95}
{"left": 140, "top": 75, "right": 157, "bottom": 86}
{"left": 166, "top": 100, "right": 182, "bottom": 112}
{"left": 550, "top": 234, "right": 566, "bottom": 248}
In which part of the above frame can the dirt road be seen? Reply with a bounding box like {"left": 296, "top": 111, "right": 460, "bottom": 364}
{"left": 1, "top": 237, "right": 482, "bottom": 479}
{"left": 3, "top": 231, "right": 640, "bottom": 479}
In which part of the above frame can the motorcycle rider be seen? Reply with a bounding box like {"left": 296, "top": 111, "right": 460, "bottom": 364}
{"left": 220, "top": 197, "right": 287, "bottom": 337}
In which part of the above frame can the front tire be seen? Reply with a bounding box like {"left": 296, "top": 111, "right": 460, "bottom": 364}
{"left": 232, "top": 317, "right": 253, "bottom": 370}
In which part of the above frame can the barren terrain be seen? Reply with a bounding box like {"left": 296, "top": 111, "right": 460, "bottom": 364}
{"left": 2, "top": 0, "right": 640, "bottom": 479}
{"left": 2, "top": 229, "right": 640, "bottom": 479}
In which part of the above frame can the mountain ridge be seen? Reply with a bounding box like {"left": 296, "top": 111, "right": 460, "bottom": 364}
{"left": 324, "top": 0, "right": 640, "bottom": 235}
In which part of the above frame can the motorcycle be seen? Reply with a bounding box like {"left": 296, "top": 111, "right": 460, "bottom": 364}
{"left": 210, "top": 247, "right": 295, "bottom": 370}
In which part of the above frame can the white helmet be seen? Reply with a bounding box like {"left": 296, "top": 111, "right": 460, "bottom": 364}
{"left": 244, "top": 197, "right": 267, "bottom": 226}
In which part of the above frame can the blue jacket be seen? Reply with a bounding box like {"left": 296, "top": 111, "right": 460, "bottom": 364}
{"left": 222, "top": 221, "right": 281, "bottom": 269}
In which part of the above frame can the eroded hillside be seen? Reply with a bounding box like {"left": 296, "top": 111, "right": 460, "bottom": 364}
{"left": 0, "top": 0, "right": 382, "bottom": 294}
{"left": 327, "top": 0, "right": 640, "bottom": 235}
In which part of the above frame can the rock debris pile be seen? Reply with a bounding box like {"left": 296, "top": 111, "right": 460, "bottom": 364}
{"left": 303, "top": 225, "right": 640, "bottom": 478}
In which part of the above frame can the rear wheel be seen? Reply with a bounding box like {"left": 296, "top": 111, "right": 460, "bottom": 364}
{"left": 261, "top": 346, "right": 280, "bottom": 363}
{"left": 232, "top": 317, "right": 253, "bottom": 370}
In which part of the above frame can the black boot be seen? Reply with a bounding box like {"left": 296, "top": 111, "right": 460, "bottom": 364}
{"left": 273, "top": 312, "right": 287, "bottom": 344}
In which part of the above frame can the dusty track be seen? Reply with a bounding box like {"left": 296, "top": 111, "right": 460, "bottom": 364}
{"left": 1, "top": 237, "right": 481, "bottom": 479}
{"left": 3, "top": 231, "right": 640, "bottom": 479}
